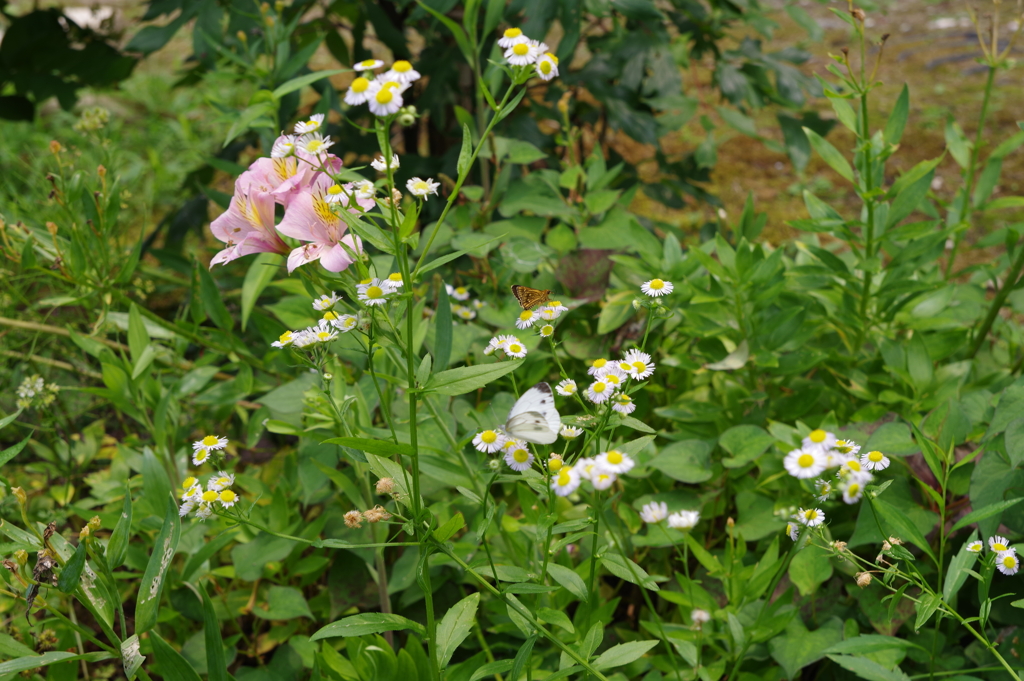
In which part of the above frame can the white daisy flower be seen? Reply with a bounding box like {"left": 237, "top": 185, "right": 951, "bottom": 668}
{"left": 538, "top": 324, "right": 554, "bottom": 337}
{"left": 194, "top": 435, "right": 228, "bottom": 451}
{"left": 208, "top": 471, "right": 235, "bottom": 492}
{"left": 547, "top": 455, "right": 564, "bottom": 472}
{"left": 497, "top": 27, "right": 530, "bottom": 48}
{"left": 796, "top": 507, "right": 825, "bottom": 527}
{"left": 291, "top": 329, "right": 317, "bottom": 348}
{"left": 833, "top": 439, "right": 861, "bottom": 457}
{"left": 560, "top": 425, "right": 583, "bottom": 439}
{"left": 218, "top": 490, "right": 238, "bottom": 509}
{"left": 473, "top": 429, "right": 505, "bottom": 454}
{"left": 312, "top": 292, "right": 341, "bottom": 311}
{"left": 597, "top": 449, "right": 634, "bottom": 474}
{"left": 641, "top": 278, "right": 674, "bottom": 296}
{"left": 640, "top": 501, "right": 669, "bottom": 524}
{"left": 453, "top": 305, "right": 476, "bottom": 320}
{"left": 555, "top": 379, "right": 577, "bottom": 396}
{"left": 271, "top": 330, "right": 295, "bottom": 348}
{"left": 383, "top": 272, "right": 404, "bottom": 291}
{"left": 504, "top": 340, "right": 528, "bottom": 358}
{"left": 590, "top": 467, "right": 617, "bottom": 491}
{"left": 612, "top": 393, "right": 636, "bottom": 415}
{"left": 494, "top": 334, "right": 519, "bottom": 348}
{"left": 472, "top": 299, "right": 485, "bottom": 310}
{"left": 691, "top": 609, "right": 711, "bottom": 625}
{"left": 448, "top": 285, "right": 471, "bottom": 301}
{"left": 535, "top": 52, "right": 559, "bottom": 81}
{"left": 841, "top": 475, "right": 870, "bottom": 504}
{"left": 783, "top": 447, "right": 826, "bottom": 479}
{"left": 623, "top": 349, "right": 656, "bottom": 379}
{"left": 504, "top": 40, "right": 540, "bottom": 66}
{"left": 271, "top": 135, "right": 297, "bottom": 158}
{"left": 194, "top": 503, "right": 214, "bottom": 521}
{"left": 547, "top": 300, "right": 568, "bottom": 314}
{"left": 802, "top": 429, "right": 837, "bottom": 453}
{"left": 382, "top": 60, "right": 421, "bottom": 84}
{"left": 367, "top": 81, "right": 404, "bottom": 116}
{"left": 551, "top": 466, "right": 582, "bottom": 497}
{"left": 786, "top": 522, "right": 799, "bottom": 541}
{"left": 587, "top": 358, "right": 609, "bottom": 376}
{"left": 294, "top": 113, "right": 325, "bottom": 134}
{"left": 597, "top": 365, "right": 627, "bottom": 390}
{"left": 357, "top": 279, "right": 390, "bottom": 306}
{"left": 989, "top": 536, "right": 1014, "bottom": 554}
{"left": 300, "top": 132, "right": 333, "bottom": 155}
{"left": 353, "top": 58, "right": 384, "bottom": 71}
{"left": 504, "top": 443, "right": 534, "bottom": 472}
{"left": 814, "top": 479, "right": 833, "bottom": 503}
{"left": 538, "top": 307, "right": 560, "bottom": 321}
{"left": 515, "top": 310, "right": 539, "bottom": 330}
{"left": 312, "top": 326, "right": 339, "bottom": 343}
{"left": 838, "top": 457, "right": 867, "bottom": 477}
{"left": 179, "top": 499, "right": 195, "bottom": 517}
{"left": 966, "top": 541, "right": 983, "bottom": 553}
{"left": 585, "top": 380, "right": 613, "bottom": 404}
{"left": 371, "top": 154, "right": 400, "bottom": 173}
{"left": 329, "top": 315, "right": 359, "bottom": 332}
{"left": 576, "top": 457, "right": 599, "bottom": 480}
{"left": 668, "top": 510, "right": 700, "bottom": 531}
{"left": 354, "top": 180, "right": 376, "bottom": 200}
{"left": 324, "top": 183, "right": 349, "bottom": 204}
{"left": 407, "top": 177, "right": 440, "bottom": 199}
{"left": 862, "top": 450, "right": 890, "bottom": 471}
{"left": 344, "top": 76, "right": 373, "bottom": 105}
{"left": 998, "top": 551, "right": 1020, "bottom": 576}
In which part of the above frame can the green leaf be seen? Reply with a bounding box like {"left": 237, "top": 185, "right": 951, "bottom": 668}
{"left": 271, "top": 69, "right": 348, "bottom": 99}
{"left": 128, "top": 303, "right": 150, "bottom": 363}
{"left": 424, "top": 360, "right": 524, "bottom": 396}
{"left": 310, "top": 613, "right": 427, "bottom": 641}
{"left": 536, "top": 608, "right": 574, "bottom": 633}
{"left": 914, "top": 592, "right": 943, "bottom": 631}
{"left": 434, "top": 286, "right": 452, "bottom": 372}
{"left": 988, "top": 196, "right": 1024, "bottom": 211}
{"left": 945, "top": 118, "right": 973, "bottom": 169}
{"left": 684, "top": 532, "right": 723, "bottom": 573}
{"left": 469, "top": 660, "right": 515, "bottom": 681}
{"left": 196, "top": 261, "right": 233, "bottom": 331}
{"left": 253, "top": 585, "right": 314, "bottom": 620}
{"left": 883, "top": 85, "right": 910, "bottom": 145}
{"left": 886, "top": 165, "right": 933, "bottom": 229}
{"left": 106, "top": 489, "right": 132, "bottom": 570}
{"left": 719, "top": 424, "right": 774, "bottom": 468}
{"left": 825, "top": 635, "right": 923, "bottom": 655}
{"left": 57, "top": 539, "right": 88, "bottom": 593}
{"left": 594, "top": 640, "right": 659, "bottom": 670}
{"left": 457, "top": 123, "right": 473, "bottom": 178}
{"left": 0, "top": 408, "right": 24, "bottom": 433}
{"left": 433, "top": 512, "right": 465, "bottom": 543}
{"left": 223, "top": 100, "right": 275, "bottom": 147}
{"left": 135, "top": 494, "right": 181, "bottom": 634}
{"left": 804, "top": 127, "right": 854, "bottom": 182}
{"left": 150, "top": 631, "right": 202, "bottom": 681}
{"left": 321, "top": 437, "right": 416, "bottom": 458}
{"left": 870, "top": 496, "right": 937, "bottom": 565}
{"left": 509, "top": 636, "right": 537, "bottom": 681}
{"left": 768, "top": 617, "right": 843, "bottom": 680}
{"left": 826, "top": 654, "right": 912, "bottom": 681}
{"left": 241, "top": 253, "right": 283, "bottom": 331}
{"left": 198, "top": 583, "right": 228, "bottom": 681}
{"left": 648, "top": 440, "right": 713, "bottom": 483}
{"left": 944, "top": 532, "right": 980, "bottom": 602}
{"left": 0, "top": 434, "right": 31, "bottom": 468}
{"left": 601, "top": 552, "right": 659, "bottom": 591}
{"left": 951, "top": 498, "right": 1024, "bottom": 532}
{"left": 436, "top": 593, "right": 480, "bottom": 668}
{"left": 0, "top": 651, "right": 115, "bottom": 674}
{"left": 546, "top": 563, "right": 589, "bottom": 602}
{"left": 597, "top": 290, "right": 636, "bottom": 335}
{"left": 416, "top": 0, "right": 474, "bottom": 63}
{"left": 417, "top": 233, "right": 507, "bottom": 275}
{"left": 788, "top": 543, "right": 833, "bottom": 596}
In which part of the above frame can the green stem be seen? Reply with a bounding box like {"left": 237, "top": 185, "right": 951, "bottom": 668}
{"left": 855, "top": 88, "right": 875, "bottom": 351}
{"left": 968, "top": 239, "right": 1024, "bottom": 358}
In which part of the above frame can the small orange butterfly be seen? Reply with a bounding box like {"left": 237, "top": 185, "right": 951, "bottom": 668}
{"left": 511, "top": 285, "right": 553, "bottom": 309}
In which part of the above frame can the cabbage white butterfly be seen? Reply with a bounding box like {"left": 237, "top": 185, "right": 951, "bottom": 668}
{"left": 505, "top": 382, "right": 561, "bottom": 445}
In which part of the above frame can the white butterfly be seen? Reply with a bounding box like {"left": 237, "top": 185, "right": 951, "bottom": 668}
{"left": 505, "top": 382, "right": 562, "bottom": 445}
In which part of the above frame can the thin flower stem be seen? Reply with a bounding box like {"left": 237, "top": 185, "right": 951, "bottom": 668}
{"left": 585, "top": 493, "right": 602, "bottom": 630}
{"left": 968, "top": 238, "right": 1024, "bottom": 357}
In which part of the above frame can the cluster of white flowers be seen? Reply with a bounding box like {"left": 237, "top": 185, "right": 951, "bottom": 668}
{"left": 783, "top": 430, "right": 888, "bottom": 507}
{"left": 967, "top": 535, "right": 1020, "bottom": 576}
{"left": 550, "top": 449, "right": 636, "bottom": 496}
{"left": 639, "top": 501, "right": 701, "bottom": 530}
{"left": 182, "top": 437, "right": 239, "bottom": 520}
{"left": 499, "top": 28, "right": 559, "bottom": 81}
{"left": 344, "top": 59, "right": 421, "bottom": 117}
{"left": 514, "top": 300, "right": 568, "bottom": 332}
{"left": 444, "top": 285, "right": 484, "bottom": 321}
{"left": 561, "top": 349, "right": 655, "bottom": 408}
{"left": 271, "top": 113, "right": 336, "bottom": 159}
{"left": 15, "top": 374, "right": 60, "bottom": 410}
{"left": 483, "top": 334, "right": 528, "bottom": 359}
{"left": 272, "top": 290, "right": 367, "bottom": 349}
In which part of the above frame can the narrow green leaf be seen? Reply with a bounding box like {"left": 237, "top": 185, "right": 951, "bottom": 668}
{"left": 135, "top": 494, "right": 181, "bottom": 634}
{"left": 196, "top": 262, "right": 233, "bottom": 331}
{"left": 57, "top": 540, "right": 88, "bottom": 593}
{"left": 826, "top": 654, "right": 912, "bottom": 681}
{"left": 310, "top": 613, "right": 427, "bottom": 641}
{"left": 509, "top": 636, "right": 537, "bottom": 681}
{"left": 951, "top": 499, "right": 1024, "bottom": 532}
{"left": 321, "top": 437, "right": 416, "bottom": 457}
{"left": 456, "top": 123, "right": 473, "bottom": 178}
{"left": 199, "top": 583, "right": 228, "bottom": 681}
{"left": 150, "top": 631, "right": 202, "bottom": 681}
{"left": 0, "top": 652, "right": 115, "bottom": 674}
{"left": 106, "top": 489, "right": 132, "bottom": 570}
{"left": 914, "top": 592, "right": 942, "bottom": 630}
{"left": 945, "top": 118, "right": 973, "bottom": 168}
{"left": 271, "top": 68, "right": 348, "bottom": 99}
{"left": 0, "top": 434, "right": 31, "bottom": 468}
{"left": 241, "top": 253, "right": 283, "bottom": 331}
{"left": 434, "top": 285, "right": 452, "bottom": 371}
{"left": 416, "top": 233, "right": 507, "bottom": 275}
{"left": 804, "top": 127, "right": 854, "bottom": 182}
{"left": 436, "top": 593, "right": 480, "bottom": 668}
{"left": 883, "top": 85, "right": 909, "bottom": 145}
{"left": 127, "top": 303, "right": 150, "bottom": 362}
{"left": 424, "top": 359, "right": 524, "bottom": 396}
{"left": 594, "top": 640, "right": 659, "bottom": 670}
{"left": 432, "top": 512, "right": 465, "bottom": 543}
{"left": 870, "top": 496, "right": 937, "bottom": 565}
{"left": 416, "top": 0, "right": 474, "bottom": 63}
{"left": 0, "top": 408, "right": 24, "bottom": 432}
{"left": 545, "top": 563, "right": 589, "bottom": 602}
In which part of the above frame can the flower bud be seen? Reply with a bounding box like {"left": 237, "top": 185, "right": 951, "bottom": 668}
{"left": 87, "top": 516, "right": 101, "bottom": 531}
{"left": 14, "top": 550, "right": 28, "bottom": 567}
{"left": 851, "top": 7, "right": 866, "bottom": 21}
{"left": 376, "top": 477, "right": 395, "bottom": 494}
{"left": 548, "top": 456, "right": 563, "bottom": 473}
{"left": 488, "top": 459, "right": 501, "bottom": 471}
{"left": 97, "top": 165, "right": 106, "bottom": 178}
{"left": 855, "top": 571, "right": 872, "bottom": 587}
{"left": 79, "top": 526, "right": 91, "bottom": 540}
{"left": 363, "top": 505, "right": 391, "bottom": 523}
{"left": 46, "top": 222, "right": 58, "bottom": 237}
{"left": 49, "top": 141, "right": 62, "bottom": 154}
{"left": 832, "top": 540, "right": 847, "bottom": 553}
{"left": 274, "top": 0, "right": 284, "bottom": 12}
{"left": 344, "top": 510, "right": 363, "bottom": 528}
{"left": 323, "top": 372, "right": 333, "bottom": 381}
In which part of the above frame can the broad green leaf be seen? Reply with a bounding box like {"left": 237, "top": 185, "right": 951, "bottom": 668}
{"left": 788, "top": 543, "right": 833, "bottom": 596}
{"left": 536, "top": 608, "right": 574, "bottom": 633}
{"left": 594, "top": 640, "right": 659, "bottom": 670}
{"left": 436, "top": 593, "right": 480, "bottom": 668}
{"left": 719, "top": 424, "right": 774, "bottom": 467}
{"left": 253, "top": 585, "right": 314, "bottom": 620}
{"left": 150, "top": 631, "right": 202, "bottom": 681}
{"left": 945, "top": 118, "right": 973, "bottom": 168}
{"left": 768, "top": 617, "right": 843, "bottom": 679}
{"left": 804, "top": 127, "right": 854, "bottom": 182}
{"left": 241, "top": 253, "right": 283, "bottom": 331}
{"left": 914, "top": 592, "right": 943, "bottom": 630}
{"left": 433, "top": 512, "right": 465, "bottom": 543}
{"left": 57, "top": 539, "right": 88, "bottom": 593}
{"left": 271, "top": 69, "right": 348, "bottom": 99}
{"left": 546, "top": 563, "right": 589, "bottom": 602}
{"left": 424, "top": 359, "right": 524, "bottom": 396}
{"left": 310, "top": 613, "right": 426, "bottom": 641}
{"left": 128, "top": 303, "right": 150, "bottom": 363}
{"left": 597, "top": 290, "right": 636, "bottom": 335}
{"left": 648, "top": 439, "right": 713, "bottom": 483}
{"left": 135, "top": 494, "right": 181, "bottom": 634}
{"left": 199, "top": 583, "right": 228, "bottom": 681}
{"left": 826, "top": 654, "right": 912, "bottom": 681}
{"left": 601, "top": 552, "right": 659, "bottom": 591}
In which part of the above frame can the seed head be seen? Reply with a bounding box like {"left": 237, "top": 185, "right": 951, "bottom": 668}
{"left": 856, "top": 572, "right": 872, "bottom": 588}
{"left": 344, "top": 510, "right": 363, "bottom": 528}
{"left": 375, "top": 477, "right": 396, "bottom": 494}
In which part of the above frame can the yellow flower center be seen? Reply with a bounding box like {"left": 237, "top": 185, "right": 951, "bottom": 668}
{"left": 848, "top": 483, "right": 860, "bottom": 496}
{"left": 412, "top": 180, "right": 430, "bottom": 193}
{"left": 809, "top": 429, "right": 827, "bottom": 443}
{"left": 202, "top": 491, "right": 218, "bottom": 503}
{"left": 847, "top": 460, "right": 862, "bottom": 472}
{"left": 868, "top": 451, "right": 884, "bottom": 462}
{"left": 360, "top": 278, "right": 372, "bottom": 285}
{"left": 328, "top": 184, "right": 343, "bottom": 195}
{"left": 593, "top": 382, "right": 607, "bottom": 394}
{"left": 508, "top": 344, "right": 523, "bottom": 353}
{"left": 360, "top": 59, "right": 378, "bottom": 67}
{"left": 456, "top": 287, "right": 467, "bottom": 295}
{"left": 220, "top": 490, "right": 237, "bottom": 503}
{"left": 993, "top": 542, "right": 1008, "bottom": 552}
{"left": 182, "top": 477, "right": 196, "bottom": 489}
{"left": 617, "top": 395, "right": 630, "bottom": 404}
{"left": 366, "top": 285, "right": 384, "bottom": 298}
{"left": 797, "top": 453, "right": 815, "bottom": 468}
{"left": 632, "top": 361, "right": 647, "bottom": 372}
{"left": 279, "top": 331, "right": 292, "bottom": 342}
{"left": 606, "top": 375, "right": 620, "bottom": 385}
{"left": 504, "top": 28, "right": 522, "bottom": 38}
{"left": 546, "top": 52, "right": 559, "bottom": 64}
{"left": 307, "top": 139, "right": 324, "bottom": 152}
{"left": 592, "top": 359, "right": 607, "bottom": 368}
{"left": 513, "top": 449, "right": 529, "bottom": 463}
{"left": 550, "top": 300, "right": 561, "bottom": 306}
{"left": 607, "top": 451, "right": 623, "bottom": 465}
{"left": 323, "top": 311, "right": 338, "bottom": 320}
{"left": 202, "top": 435, "right": 219, "bottom": 446}
{"left": 1004, "top": 556, "right": 1017, "bottom": 568}
{"left": 393, "top": 60, "right": 412, "bottom": 72}
{"left": 540, "top": 61, "right": 552, "bottom": 74}
{"left": 519, "top": 311, "right": 534, "bottom": 321}
{"left": 481, "top": 430, "right": 498, "bottom": 444}
{"left": 649, "top": 278, "right": 665, "bottom": 289}
{"left": 804, "top": 510, "right": 818, "bottom": 520}
{"left": 195, "top": 450, "right": 208, "bottom": 462}
{"left": 375, "top": 89, "right": 393, "bottom": 104}
{"left": 316, "top": 331, "right": 332, "bottom": 341}
{"left": 549, "top": 458, "right": 562, "bottom": 472}
{"left": 351, "top": 76, "right": 369, "bottom": 92}
{"left": 388, "top": 273, "right": 402, "bottom": 282}
{"left": 541, "top": 325, "right": 554, "bottom": 335}
{"left": 513, "top": 43, "right": 529, "bottom": 56}
{"left": 556, "top": 470, "right": 572, "bottom": 486}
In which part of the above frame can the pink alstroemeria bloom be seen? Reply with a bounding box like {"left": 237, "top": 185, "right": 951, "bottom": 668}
{"left": 240, "top": 136, "right": 323, "bottom": 206}
{"left": 209, "top": 185, "right": 289, "bottom": 267}
{"left": 277, "top": 172, "right": 375, "bottom": 273}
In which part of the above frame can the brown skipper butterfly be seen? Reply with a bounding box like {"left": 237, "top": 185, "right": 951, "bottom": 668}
{"left": 511, "top": 285, "right": 552, "bottom": 309}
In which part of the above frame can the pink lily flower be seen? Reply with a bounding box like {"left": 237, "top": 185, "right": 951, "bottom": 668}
{"left": 209, "top": 185, "right": 289, "bottom": 267}
{"left": 276, "top": 168, "right": 375, "bottom": 273}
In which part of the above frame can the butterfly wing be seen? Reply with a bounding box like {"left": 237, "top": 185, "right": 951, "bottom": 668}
{"left": 506, "top": 382, "right": 561, "bottom": 444}
{"left": 511, "top": 285, "right": 552, "bottom": 309}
